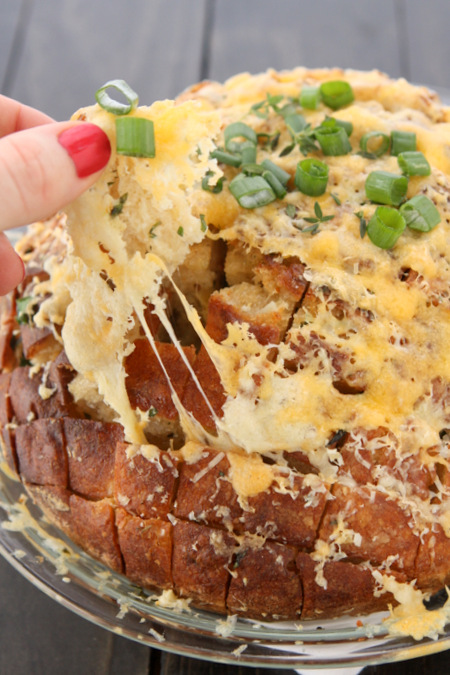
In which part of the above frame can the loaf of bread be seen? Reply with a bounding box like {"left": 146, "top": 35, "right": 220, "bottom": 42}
{"left": 1, "top": 68, "right": 450, "bottom": 623}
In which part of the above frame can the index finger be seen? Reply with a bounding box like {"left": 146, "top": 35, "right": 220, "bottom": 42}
{"left": 0, "top": 95, "right": 54, "bottom": 138}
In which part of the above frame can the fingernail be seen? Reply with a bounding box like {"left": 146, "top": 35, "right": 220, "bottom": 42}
{"left": 58, "top": 124, "right": 111, "bottom": 178}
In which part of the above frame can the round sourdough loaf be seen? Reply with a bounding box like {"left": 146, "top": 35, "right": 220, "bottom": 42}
{"left": 1, "top": 68, "right": 450, "bottom": 623}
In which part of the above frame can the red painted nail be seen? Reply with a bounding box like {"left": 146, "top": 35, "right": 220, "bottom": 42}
{"left": 58, "top": 124, "right": 111, "bottom": 178}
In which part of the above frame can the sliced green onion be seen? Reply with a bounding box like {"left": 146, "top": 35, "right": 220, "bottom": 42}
{"left": 115, "top": 117, "right": 155, "bottom": 157}
{"left": 300, "top": 85, "right": 321, "bottom": 109}
{"left": 229, "top": 174, "right": 276, "bottom": 209}
{"left": 295, "top": 158, "right": 329, "bottom": 196}
{"left": 95, "top": 80, "right": 139, "bottom": 115}
{"left": 390, "top": 130, "right": 416, "bottom": 156}
{"left": 260, "top": 159, "right": 290, "bottom": 185}
{"left": 210, "top": 148, "right": 242, "bottom": 167}
{"left": 224, "top": 122, "right": 257, "bottom": 152}
{"left": 359, "top": 131, "right": 390, "bottom": 158}
{"left": 262, "top": 170, "right": 287, "bottom": 198}
{"left": 315, "top": 125, "right": 352, "bottom": 156}
{"left": 397, "top": 151, "right": 431, "bottom": 176}
{"left": 320, "top": 80, "right": 354, "bottom": 110}
{"left": 365, "top": 170, "right": 408, "bottom": 206}
{"left": 367, "top": 206, "right": 406, "bottom": 249}
{"left": 400, "top": 194, "right": 441, "bottom": 232}
{"left": 322, "top": 116, "right": 353, "bottom": 136}
{"left": 241, "top": 163, "right": 265, "bottom": 175}
{"left": 239, "top": 141, "right": 257, "bottom": 164}
{"left": 285, "top": 113, "right": 307, "bottom": 137}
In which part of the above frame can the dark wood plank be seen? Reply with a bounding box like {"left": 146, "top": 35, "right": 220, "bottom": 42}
{"left": 404, "top": 0, "right": 450, "bottom": 90}
{"left": 0, "top": 0, "right": 26, "bottom": 92}
{"left": 208, "top": 0, "right": 402, "bottom": 85}
{"left": 0, "top": 555, "right": 149, "bottom": 675}
{"left": 7, "top": 0, "right": 208, "bottom": 119}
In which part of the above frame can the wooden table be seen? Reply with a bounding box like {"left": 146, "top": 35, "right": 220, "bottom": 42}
{"left": 1, "top": 1, "right": 449, "bottom": 673}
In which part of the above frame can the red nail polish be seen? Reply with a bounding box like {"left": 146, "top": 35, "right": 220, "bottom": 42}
{"left": 58, "top": 124, "right": 111, "bottom": 178}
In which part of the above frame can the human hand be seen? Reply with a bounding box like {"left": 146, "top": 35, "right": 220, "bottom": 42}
{"left": 0, "top": 95, "right": 111, "bottom": 295}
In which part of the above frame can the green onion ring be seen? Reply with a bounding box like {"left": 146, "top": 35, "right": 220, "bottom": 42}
{"left": 359, "top": 131, "right": 390, "bottom": 158}
{"left": 397, "top": 151, "right": 431, "bottom": 176}
{"left": 295, "top": 158, "right": 329, "bottom": 196}
{"left": 400, "top": 194, "right": 441, "bottom": 232}
{"left": 315, "top": 125, "right": 352, "bottom": 156}
{"left": 320, "top": 80, "right": 354, "bottom": 110}
{"left": 224, "top": 122, "right": 257, "bottom": 152}
{"left": 367, "top": 206, "right": 406, "bottom": 249}
{"left": 390, "top": 130, "right": 417, "bottom": 156}
{"left": 229, "top": 174, "right": 276, "bottom": 209}
{"left": 365, "top": 170, "right": 408, "bottom": 206}
{"left": 300, "top": 86, "right": 321, "bottom": 110}
{"left": 95, "top": 79, "right": 139, "bottom": 115}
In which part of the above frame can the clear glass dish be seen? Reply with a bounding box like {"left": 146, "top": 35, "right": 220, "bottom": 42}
{"left": 0, "top": 463, "right": 448, "bottom": 670}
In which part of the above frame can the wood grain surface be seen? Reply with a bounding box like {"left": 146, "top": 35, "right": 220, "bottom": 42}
{"left": 0, "top": 0, "right": 449, "bottom": 672}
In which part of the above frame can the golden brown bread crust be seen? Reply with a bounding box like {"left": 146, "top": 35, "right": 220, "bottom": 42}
{"left": 2, "top": 69, "right": 450, "bottom": 624}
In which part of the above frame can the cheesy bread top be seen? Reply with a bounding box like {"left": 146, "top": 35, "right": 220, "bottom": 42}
{"left": 31, "top": 68, "right": 450, "bottom": 522}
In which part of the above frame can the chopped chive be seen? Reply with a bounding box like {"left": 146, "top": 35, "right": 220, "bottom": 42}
{"left": 177, "top": 226, "right": 184, "bottom": 236}
{"left": 148, "top": 406, "right": 158, "bottom": 417}
{"left": 390, "top": 130, "right": 416, "bottom": 156}
{"left": 202, "top": 169, "right": 224, "bottom": 193}
{"left": 200, "top": 214, "right": 207, "bottom": 232}
{"left": 400, "top": 194, "right": 441, "bottom": 232}
{"left": 397, "top": 151, "right": 431, "bottom": 176}
{"left": 367, "top": 206, "right": 406, "bottom": 249}
{"left": 149, "top": 221, "right": 161, "bottom": 238}
{"left": 365, "top": 170, "right": 408, "bottom": 206}
{"left": 295, "top": 158, "right": 329, "bottom": 196}
{"left": 115, "top": 117, "right": 155, "bottom": 157}
{"left": 110, "top": 192, "right": 128, "bottom": 216}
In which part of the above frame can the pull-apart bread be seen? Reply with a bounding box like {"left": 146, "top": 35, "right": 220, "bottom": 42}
{"left": 1, "top": 68, "right": 450, "bottom": 624}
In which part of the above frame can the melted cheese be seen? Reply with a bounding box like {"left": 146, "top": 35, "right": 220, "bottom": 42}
{"left": 34, "top": 67, "right": 450, "bottom": 536}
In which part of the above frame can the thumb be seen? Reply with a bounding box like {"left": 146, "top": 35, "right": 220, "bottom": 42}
{"left": 0, "top": 121, "right": 111, "bottom": 231}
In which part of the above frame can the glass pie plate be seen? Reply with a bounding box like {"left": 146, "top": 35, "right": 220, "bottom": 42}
{"left": 0, "top": 461, "right": 448, "bottom": 670}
